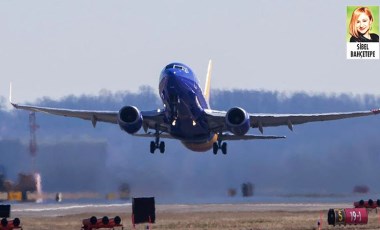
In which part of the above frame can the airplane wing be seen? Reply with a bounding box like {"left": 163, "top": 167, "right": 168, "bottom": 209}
{"left": 11, "top": 103, "right": 118, "bottom": 125}
{"left": 204, "top": 108, "right": 380, "bottom": 133}
{"left": 249, "top": 110, "right": 380, "bottom": 130}
{"left": 11, "top": 102, "right": 167, "bottom": 131}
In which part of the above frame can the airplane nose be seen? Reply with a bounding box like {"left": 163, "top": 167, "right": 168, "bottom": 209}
{"left": 163, "top": 69, "right": 179, "bottom": 85}
{"left": 164, "top": 69, "right": 177, "bottom": 78}
{"left": 162, "top": 69, "right": 182, "bottom": 97}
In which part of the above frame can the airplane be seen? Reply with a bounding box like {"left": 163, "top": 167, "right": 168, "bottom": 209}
{"left": 10, "top": 60, "right": 380, "bottom": 154}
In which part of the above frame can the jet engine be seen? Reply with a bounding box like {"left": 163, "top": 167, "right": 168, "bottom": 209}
{"left": 117, "top": 106, "right": 143, "bottom": 134}
{"left": 225, "top": 107, "right": 250, "bottom": 136}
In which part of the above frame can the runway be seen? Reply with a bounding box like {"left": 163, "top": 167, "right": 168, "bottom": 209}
{"left": 11, "top": 201, "right": 349, "bottom": 216}
{"left": 6, "top": 202, "right": 380, "bottom": 229}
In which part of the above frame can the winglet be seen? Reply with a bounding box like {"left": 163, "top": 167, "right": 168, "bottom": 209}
{"left": 9, "top": 82, "right": 12, "bottom": 103}
{"left": 204, "top": 59, "right": 212, "bottom": 107}
{"left": 9, "top": 82, "right": 17, "bottom": 108}
{"left": 9, "top": 82, "right": 14, "bottom": 104}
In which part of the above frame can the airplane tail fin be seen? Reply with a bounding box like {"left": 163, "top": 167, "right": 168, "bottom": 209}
{"left": 204, "top": 59, "right": 212, "bottom": 107}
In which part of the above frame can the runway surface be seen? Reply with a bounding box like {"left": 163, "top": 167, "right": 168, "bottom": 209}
{"left": 6, "top": 202, "right": 380, "bottom": 229}
{"left": 11, "top": 202, "right": 351, "bottom": 217}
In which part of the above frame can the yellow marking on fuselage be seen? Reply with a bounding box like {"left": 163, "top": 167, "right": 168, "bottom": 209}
{"left": 182, "top": 133, "right": 218, "bottom": 152}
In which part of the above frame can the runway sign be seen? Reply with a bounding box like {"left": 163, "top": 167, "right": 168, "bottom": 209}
{"left": 328, "top": 208, "right": 368, "bottom": 226}
{"left": 0, "top": 205, "right": 10, "bottom": 218}
{"left": 132, "top": 197, "right": 155, "bottom": 224}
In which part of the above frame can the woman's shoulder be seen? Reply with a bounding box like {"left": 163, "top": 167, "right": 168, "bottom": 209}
{"left": 350, "top": 36, "right": 358, "bottom": 42}
{"left": 370, "top": 33, "right": 379, "bottom": 42}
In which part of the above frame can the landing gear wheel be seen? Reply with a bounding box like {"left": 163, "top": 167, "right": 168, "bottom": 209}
{"left": 212, "top": 136, "right": 228, "bottom": 155}
{"left": 221, "top": 142, "right": 227, "bottom": 155}
{"left": 159, "top": 141, "right": 165, "bottom": 153}
{"left": 150, "top": 141, "right": 156, "bottom": 154}
{"left": 150, "top": 125, "right": 166, "bottom": 154}
{"left": 213, "top": 142, "right": 218, "bottom": 155}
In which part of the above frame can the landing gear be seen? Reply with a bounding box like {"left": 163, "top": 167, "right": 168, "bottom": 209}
{"left": 170, "top": 104, "right": 178, "bottom": 123}
{"left": 213, "top": 140, "right": 227, "bottom": 155}
{"left": 150, "top": 141, "right": 156, "bottom": 154}
{"left": 150, "top": 141, "right": 165, "bottom": 153}
{"left": 221, "top": 142, "right": 227, "bottom": 155}
{"left": 150, "top": 127, "right": 165, "bottom": 154}
{"left": 168, "top": 94, "right": 179, "bottom": 123}
{"left": 159, "top": 142, "right": 165, "bottom": 153}
{"left": 213, "top": 142, "right": 218, "bottom": 155}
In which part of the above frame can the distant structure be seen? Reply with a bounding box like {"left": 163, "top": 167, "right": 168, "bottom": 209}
{"left": 0, "top": 165, "right": 6, "bottom": 191}
{"left": 29, "top": 112, "right": 39, "bottom": 164}
{"left": 119, "top": 183, "right": 131, "bottom": 200}
{"left": 241, "top": 182, "right": 254, "bottom": 197}
{"left": 0, "top": 114, "right": 40, "bottom": 200}
{"left": 227, "top": 188, "right": 237, "bottom": 197}
{"left": 353, "top": 185, "right": 369, "bottom": 194}
{"left": 29, "top": 112, "right": 42, "bottom": 202}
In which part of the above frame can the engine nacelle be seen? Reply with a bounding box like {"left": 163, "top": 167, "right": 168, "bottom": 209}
{"left": 225, "top": 107, "right": 250, "bottom": 136}
{"left": 117, "top": 106, "right": 143, "bottom": 134}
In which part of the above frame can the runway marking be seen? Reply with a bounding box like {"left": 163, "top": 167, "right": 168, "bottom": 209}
{"left": 12, "top": 203, "right": 131, "bottom": 213}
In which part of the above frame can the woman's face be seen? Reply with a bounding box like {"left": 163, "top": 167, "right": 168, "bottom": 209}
{"left": 356, "top": 13, "right": 372, "bottom": 35}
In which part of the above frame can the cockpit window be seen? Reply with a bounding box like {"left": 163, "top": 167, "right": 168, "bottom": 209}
{"left": 165, "top": 64, "right": 189, "bottom": 73}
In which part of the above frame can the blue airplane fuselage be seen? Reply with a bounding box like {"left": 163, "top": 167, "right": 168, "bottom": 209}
{"left": 158, "top": 63, "right": 217, "bottom": 151}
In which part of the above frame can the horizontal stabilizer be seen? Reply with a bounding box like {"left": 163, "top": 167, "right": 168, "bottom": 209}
{"left": 219, "top": 134, "right": 286, "bottom": 141}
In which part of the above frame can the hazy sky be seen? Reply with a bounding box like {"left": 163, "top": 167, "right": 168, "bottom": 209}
{"left": 1, "top": 0, "right": 380, "bottom": 104}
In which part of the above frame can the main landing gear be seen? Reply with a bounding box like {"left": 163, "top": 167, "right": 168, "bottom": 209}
{"left": 150, "top": 128, "right": 165, "bottom": 154}
{"left": 213, "top": 139, "right": 227, "bottom": 155}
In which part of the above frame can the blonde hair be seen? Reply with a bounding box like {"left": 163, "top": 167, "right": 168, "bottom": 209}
{"left": 349, "top": 7, "right": 374, "bottom": 38}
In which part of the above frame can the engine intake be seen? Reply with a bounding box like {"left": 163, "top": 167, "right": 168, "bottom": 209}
{"left": 117, "top": 106, "right": 143, "bottom": 134}
{"left": 226, "top": 107, "right": 250, "bottom": 136}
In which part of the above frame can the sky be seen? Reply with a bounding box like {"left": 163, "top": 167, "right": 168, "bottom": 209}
{"left": 1, "top": 0, "right": 380, "bottom": 105}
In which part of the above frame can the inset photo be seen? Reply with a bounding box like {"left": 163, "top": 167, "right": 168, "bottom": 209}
{"left": 346, "top": 6, "right": 379, "bottom": 59}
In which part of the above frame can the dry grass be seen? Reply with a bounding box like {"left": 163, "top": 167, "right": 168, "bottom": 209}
{"left": 15, "top": 210, "right": 380, "bottom": 230}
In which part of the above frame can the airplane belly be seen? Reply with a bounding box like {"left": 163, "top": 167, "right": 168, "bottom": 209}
{"left": 169, "top": 117, "right": 209, "bottom": 138}
{"left": 181, "top": 134, "right": 218, "bottom": 152}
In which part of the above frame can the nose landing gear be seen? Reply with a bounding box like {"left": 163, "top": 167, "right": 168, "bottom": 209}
{"left": 168, "top": 94, "right": 180, "bottom": 124}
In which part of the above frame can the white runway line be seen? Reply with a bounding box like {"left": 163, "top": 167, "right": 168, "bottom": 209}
{"left": 11, "top": 203, "right": 132, "bottom": 217}
{"left": 13, "top": 203, "right": 131, "bottom": 213}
